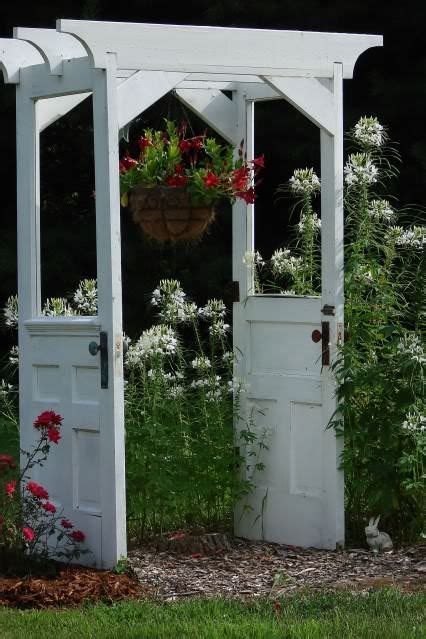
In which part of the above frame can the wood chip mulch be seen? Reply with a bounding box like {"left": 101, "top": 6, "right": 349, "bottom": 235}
{"left": 0, "top": 565, "right": 147, "bottom": 609}
{"left": 129, "top": 537, "right": 426, "bottom": 601}
{"left": 0, "top": 538, "right": 424, "bottom": 609}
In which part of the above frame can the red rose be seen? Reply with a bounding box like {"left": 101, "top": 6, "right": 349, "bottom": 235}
{"left": 61, "top": 519, "right": 74, "bottom": 529}
{"left": 26, "top": 481, "right": 49, "bottom": 500}
{"left": 203, "top": 172, "right": 220, "bottom": 188}
{"left": 5, "top": 479, "right": 17, "bottom": 497}
{"left": 47, "top": 426, "right": 61, "bottom": 444}
{"left": 0, "top": 454, "right": 16, "bottom": 469}
{"left": 23, "top": 527, "right": 35, "bottom": 542}
{"left": 42, "top": 501, "right": 56, "bottom": 513}
{"left": 70, "top": 530, "right": 85, "bottom": 543}
{"left": 34, "top": 410, "right": 63, "bottom": 429}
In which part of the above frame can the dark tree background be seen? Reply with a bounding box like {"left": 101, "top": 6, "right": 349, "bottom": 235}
{"left": 0, "top": 1, "right": 425, "bottom": 340}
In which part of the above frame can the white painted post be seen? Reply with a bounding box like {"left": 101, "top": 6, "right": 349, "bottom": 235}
{"left": 320, "top": 62, "right": 345, "bottom": 548}
{"left": 92, "top": 53, "right": 127, "bottom": 566}
{"left": 16, "top": 78, "right": 42, "bottom": 457}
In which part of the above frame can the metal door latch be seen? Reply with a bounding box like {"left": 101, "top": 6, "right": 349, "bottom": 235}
{"left": 311, "top": 325, "right": 330, "bottom": 365}
{"left": 88, "top": 331, "right": 108, "bottom": 389}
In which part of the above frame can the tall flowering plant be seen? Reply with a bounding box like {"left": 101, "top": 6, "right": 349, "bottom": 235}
{"left": 0, "top": 410, "right": 87, "bottom": 571}
{"left": 119, "top": 119, "right": 263, "bottom": 207}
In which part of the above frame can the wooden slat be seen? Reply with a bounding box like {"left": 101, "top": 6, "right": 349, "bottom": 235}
{"left": 58, "top": 20, "right": 382, "bottom": 79}
{"left": 175, "top": 88, "right": 238, "bottom": 144}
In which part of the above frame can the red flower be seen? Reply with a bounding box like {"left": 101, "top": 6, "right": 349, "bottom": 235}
{"left": 42, "top": 501, "right": 56, "bottom": 514}
{"left": 26, "top": 481, "right": 49, "bottom": 500}
{"left": 166, "top": 175, "right": 189, "bottom": 187}
{"left": 174, "top": 164, "right": 184, "bottom": 174}
{"left": 252, "top": 154, "right": 265, "bottom": 168}
{"left": 34, "top": 410, "right": 63, "bottom": 429}
{"left": 70, "top": 530, "right": 85, "bottom": 543}
{"left": 5, "top": 479, "right": 17, "bottom": 497}
{"left": 231, "top": 166, "right": 250, "bottom": 190}
{"left": 179, "top": 139, "right": 192, "bottom": 153}
{"left": 236, "top": 188, "right": 256, "bottom": 204}
{"left": 190, "top": 137, "right": 203, "bottom": 150}
{"left": 138, "top": 137, "right": 152, "bottom": 151}
{"left": 47, "top": 426, "right": 61, "bottom": 444}
{"left": 61, "top": 519, "right": 73, "bottom": 529}
{"left": 203, "top": 172, "right": 220, "bottom": 188}
{"left": 274, "top": 600, "right": 282, "bottom": 614}
{"left": 119, "top": 156, "right": 138, "bottom": 172}
{"left": 22, "top": 527, "right": 35, "bottom": 542}
{"left": 0, "top": 454, "right": 16, "bottom": 469}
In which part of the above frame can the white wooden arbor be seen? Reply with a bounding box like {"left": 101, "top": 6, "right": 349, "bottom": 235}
{"left": 0, "top": 21, "right": 382, "bottom": 568}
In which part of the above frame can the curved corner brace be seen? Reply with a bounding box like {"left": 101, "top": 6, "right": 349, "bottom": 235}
{"left": 262, "top": 75, "right": 336, "bottom": 135}
{"left": 175, "top": 89, "right": 238, "bottom": 145}
{"left": 14, "top": 27, "right": 87, "bottom": 76}
{"left": 117, "top": 70, "right": 187, "bottom": 130}
{"left": 0, "top": 38, "right": 43, "bottom": 84}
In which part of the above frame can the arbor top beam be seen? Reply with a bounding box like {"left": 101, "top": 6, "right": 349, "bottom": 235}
{"left": 58, "top": 20, "right": 382, "bottom": 79}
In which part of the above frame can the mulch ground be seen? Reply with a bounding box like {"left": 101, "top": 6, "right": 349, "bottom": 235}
{"left": 0, "top": 565, "right": 146, "bottom": 609}
{"left": 0, "top": 537, "right": 424, "bottom": 608}
{"left": 129, "top": 536, "right": 426, "bottom": 601}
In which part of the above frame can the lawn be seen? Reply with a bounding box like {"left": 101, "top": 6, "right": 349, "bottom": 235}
{"left": 0, "top": 590, "right": 424, "bottom": 639}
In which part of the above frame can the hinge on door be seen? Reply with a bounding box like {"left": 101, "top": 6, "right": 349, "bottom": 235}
{"left": 321, "top": 304, "right": 335, "bottom": 316}
{"left": 232, "top": 281, "right": 240, "bottom": 303}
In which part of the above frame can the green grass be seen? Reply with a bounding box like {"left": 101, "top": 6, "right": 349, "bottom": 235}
{"left": 0, "top": 590, "right": 424, "bottom": 638}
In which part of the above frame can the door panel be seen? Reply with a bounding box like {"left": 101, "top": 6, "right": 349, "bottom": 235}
{"left": 235, "top": 295, "right": 342, "bottom": 549}
{"left": 22, "top": 318, "right": 102, "bottom": 565}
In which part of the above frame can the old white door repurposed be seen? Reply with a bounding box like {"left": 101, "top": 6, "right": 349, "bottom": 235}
{"left": 16, "top": 58, "right": 126, "bottom": 568}
{"left": 233, "top": 68, "right": 345, "bottom": 549}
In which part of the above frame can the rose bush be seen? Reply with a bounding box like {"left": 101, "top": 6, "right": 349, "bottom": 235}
{"left": 0, "top": 410, "right": 87, "bottom": 572}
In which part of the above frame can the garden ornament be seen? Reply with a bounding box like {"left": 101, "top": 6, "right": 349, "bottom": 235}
{"left": 365, "top": 516, "right": 393, "bottom": 553}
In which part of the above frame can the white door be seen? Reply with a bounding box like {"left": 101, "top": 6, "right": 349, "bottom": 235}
{"left": 233, "top": 74, "right": 344, "bottom": 550}
{"left": 17, "top": 66, "right": 126, "bottom": 568}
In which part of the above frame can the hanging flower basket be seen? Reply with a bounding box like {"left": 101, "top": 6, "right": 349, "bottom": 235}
{"left": 129, "top": 185, "right": 215, "bottom": 242}
{"left": 119, "top": 120, "right": 264, "bottom": 243}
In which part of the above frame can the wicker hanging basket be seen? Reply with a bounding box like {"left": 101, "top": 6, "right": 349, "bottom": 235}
{"left": 128, "top": 185, "right": 215, "bottom": 242}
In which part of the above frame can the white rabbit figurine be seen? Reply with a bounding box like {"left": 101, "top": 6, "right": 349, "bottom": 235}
{"left": 365, "top": 516, "right": 393, "bottom": 553}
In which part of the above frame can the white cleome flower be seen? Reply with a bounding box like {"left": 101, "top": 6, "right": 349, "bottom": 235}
{"left": 199, "top": 299, "right": 227, "bottom": 322}
{"left": 289, "top": 168, "right": 321, "bottom": 196}
{"left": 402, "top": 412, "right": 426, "bottom": 433}
{"left": 394, "top": 226, "right": 426, "bottom": 250}
{"left": 270, "top": 249, "right": 290, "bottom": 275}
{"left": 0, "top": 379, "right": 15, "bottom": 398}
{"left": 242, "top": 251, "right": 264, "bottom": 268}
{"left": 297, "top": 212, "right": 321, "bottom": 233}
{"left": 43, "top": 298, "right": 74, "bottom": 317}
{"left": 397, "top": 333, "right": 425, "bottom": 365}
{"left": 151, "top": 279, "right": 191, "bottom": 324}
{"left": 125, "top": 325, "right": 178, "bottom": 368}
{"left": 73, "top": 278, "right": 98, "bottom": 315}
{"left": 270, "top": 250, "right": 302, "bottom": 277}
{"left": 9, "top": 346, "right": 19, "bottom": 366}
{"left": 191, "top": 356, "right": 211, "bottom": 370}
{"left": 209, "top": 321, "right": 230, "bottom": 337}
{"left": 3, "top": 295, "right": 19, "bottom": 328}
{"left": 368, "top": 200, "right": 396, "bottom": 224}
{"left": 344, "top": 153, "right": 379, "bottom": 187}
{"left": 353, "top": 116, "right": 385, "bottom": 148}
